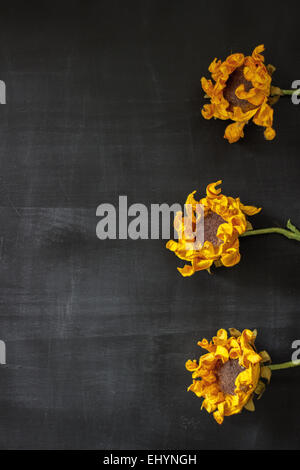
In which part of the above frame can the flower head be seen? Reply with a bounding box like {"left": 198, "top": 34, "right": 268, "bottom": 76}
{"left": 186, "top": 328, "right": 271, "bottom": 424}
{"left": 201, "top": 45, "right": 276, "bottom": 143}
{"left": 166, "top": 180, "right": 261, "bottom": 276}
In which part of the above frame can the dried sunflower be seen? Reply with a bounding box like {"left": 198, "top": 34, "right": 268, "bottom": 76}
{"left": 166, "top": 180, "right": 300, "bottom": 276}
{"left": 201, "top": 44, "right": 296, "bottom": 143}
{"left": 186, "top": 328, "right": 271, "bottom": 424}
{"left": 186, "top": 328, "right": 300, "bottom": 424}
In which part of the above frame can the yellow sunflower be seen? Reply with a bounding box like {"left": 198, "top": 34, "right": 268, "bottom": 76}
{"left": 166, "top": 180, "right": 260, "bottom": 276}
{"left": 201, "top": 45, "right": 276, "bottom": 143}
{"left": 186, "top": 328, "right": 271, "bottom": 424}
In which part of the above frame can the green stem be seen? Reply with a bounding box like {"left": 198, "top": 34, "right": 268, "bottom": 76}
{"left": 270, "top": 361, "right": 300, "bottom": 371}
{"left": 241, "top": 227, "right": 300, "bottom": 242}
{"left": 281, "top": 89, "right": 300, "bottom": 96}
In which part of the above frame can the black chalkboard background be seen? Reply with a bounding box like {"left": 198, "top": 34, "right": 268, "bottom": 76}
{"left": 0, "top": 0, "right": 299, "bottom": 450}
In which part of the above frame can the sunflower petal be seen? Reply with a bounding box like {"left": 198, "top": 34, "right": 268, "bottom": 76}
{"left": 254, "top": 380, "right": 266, "bottom": 399}
{"left": 240, "top": 203, "right": 261, "bottom": 216}
{"left": 260, "top": 365, "right": 272, "bottom": 383}
{"left": 229, "top": 328, "right": 242, "bottom": 338}
{"left": 259, "top": 350, "right": 271, "bottom": 363}
{"left": 177, "top": 265, "right": 194, "bottom": 277}
{"left": 244, "top": 397, "right": 255, "bottom": 411}
{"left": 224, "top": 121, "right": 246, "bottom": 144}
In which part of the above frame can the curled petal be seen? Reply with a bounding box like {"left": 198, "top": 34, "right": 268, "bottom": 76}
{"left": 166, "top": 240, "right": 179, "bottom": 252}
{"left": 235, "top": 85, "right": 265, "bottom": 107}
{"left": 264, "top": 127, "right": 276, "bottom": 140}
{"left": 213, "top": 409, "right": 224, "bottom": 425}
{"left": 185, "top": 190, "right": 197, "bottom": 207}
{"left": 212, "top": 329, "right": 229, "bottom": 347}
{"left": 240, "top": 203, "right": 261, "bottom": 216}
{"left": 201, "top": 103, "right": 215, "bottom": 120}
{"left": 186, "top": 359, "right": 199, "bottom": 372}
{"left": 246, "top": 351, "right": 262, "bottom": 364}
{"left": 201, "top": 77, "right": 215, "bottom": 96}
{"left": 252, "top": 44, "right": 265, "bottom": 62}
{"left": 224, "top": 121, "right": 246, "bottom": 144}
{"left": 215, "top": 345, "right": 229, "bottom": 362}
{"left": 216, "top": 223, "right": 234, "bottom": 244}
{"left": 199, "top": 352, "right": 217, "bottom": 367}
{"left": 221, "top": 247, "right": 241, "bottom": 267}
{"left": 208, "top": 59, "right": 223, "bottom": 81}
{"left": 253, "top": 102, "right": 274, "bottom": 128}
{"left": 202, "top": 398, "right": 217, "bottom": 413}
{"left": 235, "top": 84, "right": 257, "bottom": 100}
{"left": 216, "top": 329, "right": 228, "bottom": 341}
{"left": 208, "top": 57, "right": 221, "bottom": 73}
{"left": 198, "top": 338, "right": 214, "bottom": 352}
{"left": 229, "top": 215, "right": 247, "bottom": 235}
{"left": 177, "top": 264, "right": 194, "bottom": 277}
{"left": 206, "top": 180, "right": 222, "bottom": 199}
{"left": 193, "top": 258, "right": 214, "bottom": 272}
{"left": 247, "top": 91, "right": 266, "bottom": 107}
{"left": 223, "top": 53, "right": 245, "bottom": 72}
{"left": 231, "top": 106, "right": 257, "bottom": 122}
{"left": 229, "top": 348, "right": 240, "bottom": 359}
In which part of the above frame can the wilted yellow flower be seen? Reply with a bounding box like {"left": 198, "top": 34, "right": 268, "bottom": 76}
{"left": 201, "top": 45, "right": 276, "bottom": 143}
{"left": 186, "top": 328, "right": 271, "bottom": 424}
{"left": 166, "top": 180, "right": 260, "bottom": 276}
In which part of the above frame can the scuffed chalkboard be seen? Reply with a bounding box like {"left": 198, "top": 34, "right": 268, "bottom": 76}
{"left": 0, "top": 0, "right": 299, "bottom": 449}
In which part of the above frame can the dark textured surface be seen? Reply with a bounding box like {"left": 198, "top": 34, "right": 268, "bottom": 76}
{"left": 0, "top": 0, "right": 299, "bottom": 450}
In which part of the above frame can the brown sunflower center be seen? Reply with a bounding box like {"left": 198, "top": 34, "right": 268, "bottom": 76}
{"left": 223, "top": 66, "right": 257, "bottom": 112}
{"left": 217, "top": 359, "right": 245, "bottom": 395}
{"left": 203, "top": 211, "right": 226, "bottom": 246}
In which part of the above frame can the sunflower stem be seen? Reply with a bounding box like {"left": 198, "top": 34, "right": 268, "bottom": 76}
{"left": 281, "top": 89, "right": 300, "bottom": 96}
{"left": 271, "top": 87, "right": 300, "bottom": 97}
{"left": 269, "top": 361, "right": 300, "bottom": 371}
{"left": 241, "top": 221, "right": 300, "bottom": 242}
